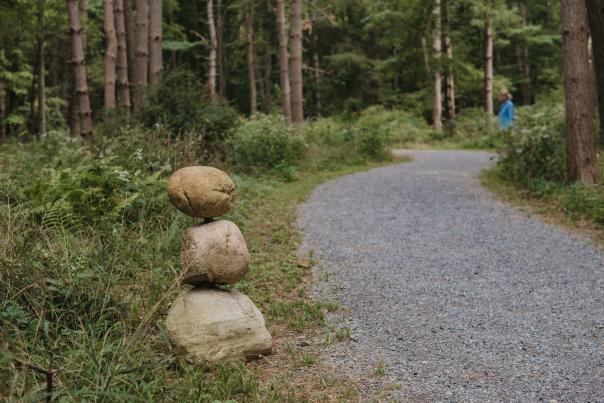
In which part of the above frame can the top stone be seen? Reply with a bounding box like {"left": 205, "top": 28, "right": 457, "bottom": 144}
{"left": 167, "top": 166, "right": 235, "bottom": 218}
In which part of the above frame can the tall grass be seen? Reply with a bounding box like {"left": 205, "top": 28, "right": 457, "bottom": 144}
{"left": 0, "top": 117, "right": 393, "bottom": 400}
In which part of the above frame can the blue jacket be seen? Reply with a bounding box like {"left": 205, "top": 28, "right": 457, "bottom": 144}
{"left": 499, "top": 99, "right": 515, "bottom": 130}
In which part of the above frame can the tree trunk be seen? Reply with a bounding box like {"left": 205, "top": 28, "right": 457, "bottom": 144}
{"left": 276, "top": 0, "right": 291, "bottom": 123}
{"left": 264, "top": 51, "right": 273, "bottom": 113}
{"left": 37, "top": 1, "right": 46, "bottom": 136}
{"left": 217, "top": 0, "right": 227, "bottom": 97}
{"left": 443, "top": 0, "right": 455, "bottom": 120}
{"left": 421, "top": 35, "right": 431, "bottom": 76}
{"left": 586, "top": 0, "right": 604, "bottom": 145}
{"left": 149, "top": 0, "right": 163, "bottom": 86}
{"left": 81, "top": 0, "right": 88, "bottom": 53}
{"left": 311, "top": 9, "right": 321, "bottom": 116}
{"left": 103, "top": 0, "right": 117, "bottom": 109}
{"left": 115, "top": 0, "right": 131, "bottom": 111}
{"left": 562, "top": 0, "right": 597, "bottom": 184}
{"left": 432, "top": 0, "right": 443, "bottom": 131}
{"left": 207, "top": 0, "right": 218, "bottom": 101}
{"left": 0, "top": 50, "right": 6, "bottom": 142}
{"left": 245, "top": 0, "right": 257, "bottom": 114}
{"left": 518, "top": 1, "right": 531, "bottom": 104}
{"left": 262, "top": 4, "right": 273, "bottom": 114}
{"left": 133, "top": 0, "right": 149, "bottom": 107}
{"left": 67, "top": 0, "right": 93, "bottom": 138}
{"left": 484, "top": 7, "right": 494, "bottom": 116}
{"left": 289, "top": 0, "right": 303, "bottom": 122}
{"left": 124, "top": 0, "right": 135, "bottom": 95}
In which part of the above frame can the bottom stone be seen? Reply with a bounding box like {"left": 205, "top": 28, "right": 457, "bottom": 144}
{"left": 166, "top": 288, "right": 272, "bottom": 364}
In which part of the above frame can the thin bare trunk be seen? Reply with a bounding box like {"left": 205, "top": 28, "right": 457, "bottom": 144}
{"left": 264, "top": 50, "right": 273, "bottom": 113}
{"left": 0, "top": 79, "right": 5, "bottom": 142}
{"left": 311, "top": 9, "right": 321, "bottom": 115}
{"left": 433, "top": 0, "right": 443, "bottom": 131}
{"left": 586, "top": 0, "right": 604, "bottom": 145}
{"left": 149, "top": 0, "right": 163, "bottom": 85}
{"left": 104, "top": 0, "right": 117, "bottom": 109}
{"left": 115, "top": 0, "right": 131, "bottom": 111}
{"left": 484, "top": 8, "right": 494, "bottom": 115}
{"left": 133, "top": 0, "right": 149, "bottom": 107}
{"left": 124, "top": 0, "right": 135, "bottom": 94}
{"left": 443, "top": 0, "right": 455, "bottom": 119}
{"left": 37, "top": 2, "right": 46, "bottom": 136}
{"left": 68, "top": 0, "right": 93, "bottom": 138}
{"left": 207, "top": 0, "right": 218, "bottom": 101}
{"left": 421, "top": 35, "right": 431, "bottom": 76}
{"left": 276, "top": 0, "right": 291, "bottom": 123}
{"left": 217, "top": 0, "right": 227, "bottom": 97}
{"left": 289, "top": 0, "right": 303, "bottom": 122}
{"left": 245, "top": 0, "right": 257, "bottom": 114}
{"left": 1, "top": 50, "right": 7, "bottom": 142}
{"left": 562, "top": 0, "right": 597, "bottom": 184}
{"left": 81, "top": 0, "right": 88, "bottom": 53}
{"left": 518, "top": 1, "right": 531, "bottom": 104}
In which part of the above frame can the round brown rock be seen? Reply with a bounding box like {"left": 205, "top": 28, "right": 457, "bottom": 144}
{"left": 167, "top": 166, "right": 235, "bottom": 218}
{"left": 180, "top": 220, "right": 250, "bottom": 285}
{"left": 166, "top": 288, "right": 272, "bottom": 364}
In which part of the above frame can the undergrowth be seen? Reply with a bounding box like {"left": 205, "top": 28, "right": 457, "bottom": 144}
{"left": 0, "top": 120, "right": 397, "bottom": 400}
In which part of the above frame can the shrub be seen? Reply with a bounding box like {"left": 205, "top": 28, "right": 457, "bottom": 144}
{"left": 138, "top": 69, "right": 239, "bottom": 155}
{"left": 356, "top": 106, "right": 431, "bottom": 145}
{"left": 497, "top": 103, "right": 566, "bottom": 185}
{"left": 227, "top": 114, "right": 306, "bottom": 176}
{"left": 454, "top": 108, "right": 502, "bottom": 149}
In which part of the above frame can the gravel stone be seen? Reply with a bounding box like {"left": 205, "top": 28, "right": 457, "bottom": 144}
{"left": 297, "top": 150, "right": 604, "bottom": 402}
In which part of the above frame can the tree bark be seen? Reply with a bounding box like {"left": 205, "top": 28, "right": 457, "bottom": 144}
{"left": 421, "top": 35, "right": 431, "bottom": 76}
{"left": 518, "top": 0, "right": 531, "bottom": 104}
{"left": 124, "top": 0, "right": 135, "bottom": 95}
{"left": 81, "top": 0, "right": 88, "bottom": 53}
{"left": 245, "top": 0, "right": 257, "bottom": 114}
{"left": 217, "top": 0, "right": 227, "bottom": 97}
{"left": 432, "top": 0, "right": 443, "bottom": 131}
{"left": 311, "top": 9, "right": 321, "bottom": 116}
{"left": 1, "top": 50, "right": 7, "bottom": 142}
{"left": 149, "top": 0, "right": 163, "bottom": 86}
{"left": 289, "top": 0, "right": 303, "bottom": 122}
{"left": 103, "top": 0, "right": 117, "bottom": 109}
{"left": 443, "top": 0, "right": 455, "bottom": 120}
{"left": 562, "top": 0, "right": 597, "bottom": 184}
{"left": 37, "top": 1, "right": 46, "bottom": 136}
{"left": 276, "top": 0, "right": 291, "bottom": 123}
{"left": 586, "top": 0, "right": 604, "bottom": 145}
{"left": 67, "top": 0, "right": 93, "bottom": 138}
{"left": 133, "top": 0, "right": 149, "bottom": 107}
{"left": 115, "top": 0, "right": 131, "bottom": 111}
{"left": 484, "top": 7, "right": 494, "bottom": 116}
{"left": 207, "top": 0, "right": 218, "bottom": 101}
{"left": 264, "top": 50, "right": 273, "bottom": 113}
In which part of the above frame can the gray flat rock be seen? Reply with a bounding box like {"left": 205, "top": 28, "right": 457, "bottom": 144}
{"left": 297, "top": 150, "right": 604, "bottom": 402}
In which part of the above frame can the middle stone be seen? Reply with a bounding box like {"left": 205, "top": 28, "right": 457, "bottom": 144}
{"left": 180, "top": 220, "right": 250, "bottom": 285}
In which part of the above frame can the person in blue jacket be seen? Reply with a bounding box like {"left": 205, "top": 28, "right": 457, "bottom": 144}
{"left": 498, "top": 89, "right": 516, "bottom": 130}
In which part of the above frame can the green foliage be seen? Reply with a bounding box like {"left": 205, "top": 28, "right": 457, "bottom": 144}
{"left": 453, "top": 108, "right": 502, "bottom": 149}
{"left": 139, "top": 69, "right": 239, "bottom": 156}
{"left": 227, "top": 114, "right": 306, "bottom": 177}
{"left": 489, "top": 99, "right": 604, "bottom": 227}
{"left": 498, "top": 102, "right": 566, "bottom": 185}
{"left": 0, "top": 121, "right": 387, "bottom": 400}
{"left": 356, "top": 106, "right": 431, "bottom": 146}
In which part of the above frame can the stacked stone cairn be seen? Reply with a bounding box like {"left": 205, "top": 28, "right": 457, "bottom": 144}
{"left": 165, "top": 166, "right": 272, "bottom": 364}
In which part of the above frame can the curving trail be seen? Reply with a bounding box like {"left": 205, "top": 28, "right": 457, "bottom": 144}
{"left": 297, "top": 150, "right": 604, "bottom": 401}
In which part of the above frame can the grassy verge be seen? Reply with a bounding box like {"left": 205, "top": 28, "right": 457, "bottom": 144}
{"left": 481, "top": 165, "right": 604, "bottom": 249}
{"left": 0, "top": 136, "right": 410, "bottom": 401}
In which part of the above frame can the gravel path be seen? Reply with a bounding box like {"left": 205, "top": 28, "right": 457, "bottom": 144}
{"left": 297, "top": 150, "right": 604, "bottom": 402}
